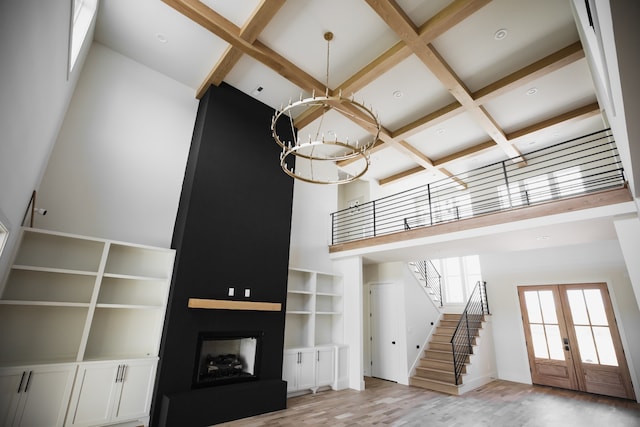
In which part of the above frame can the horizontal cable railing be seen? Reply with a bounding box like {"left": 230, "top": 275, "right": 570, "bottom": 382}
{"left": 451, "top": 280, "right": 490, "bottom": 385}
{"left": 331, "top": 129, "right": 625, "bottom": 245}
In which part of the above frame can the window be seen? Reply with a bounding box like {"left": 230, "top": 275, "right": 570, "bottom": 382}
{"left": 0, "top": 219, "right": 8, "bottom": 261}
{"left": 69, "top": 0, "right": 98, "bottom": 73}
{"left": 498, "top": 182, "right": 524, "bottom": 209}
{"left": 523, "top": 175, "right": 552, "bottom": 204}
{"left": 553, "top": 166, "right": 585, "bottom": 197}
{"left": 432, "top": 192, "right": 472, "bottom": 223}
{"left": 432, "top": 255, "right": 482, "bottom": 305}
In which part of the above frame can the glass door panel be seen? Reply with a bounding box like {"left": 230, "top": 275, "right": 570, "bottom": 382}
{"left": 519, "top": 283, "right": 635, "bottom": 400}
{"left": 518, "top": 286, "right": 577, "bottom": 390}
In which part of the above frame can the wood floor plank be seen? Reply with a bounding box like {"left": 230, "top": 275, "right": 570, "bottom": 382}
{"left": 218, "top": 377, "right": 640, "bottom": 426}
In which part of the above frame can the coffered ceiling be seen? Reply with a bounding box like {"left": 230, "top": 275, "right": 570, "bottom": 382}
{"left": 94, "top": 0, "right": 605, "bottom": 194}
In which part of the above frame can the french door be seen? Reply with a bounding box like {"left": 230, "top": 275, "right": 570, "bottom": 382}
{"left": 518, "top": 283, "right": 635, "bottom": 400}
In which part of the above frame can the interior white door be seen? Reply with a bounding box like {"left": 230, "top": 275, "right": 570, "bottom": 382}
{"left": 370, "top": 283, "right": 399, "bottom": 382}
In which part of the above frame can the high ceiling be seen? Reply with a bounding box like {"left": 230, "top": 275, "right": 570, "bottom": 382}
{"left": 94, "top": 0, "right": 605, "bottom": 194}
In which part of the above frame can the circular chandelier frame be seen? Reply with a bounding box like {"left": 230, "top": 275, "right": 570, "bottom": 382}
{"left": 270, "top": 31, "right": 381, "bottom": 185}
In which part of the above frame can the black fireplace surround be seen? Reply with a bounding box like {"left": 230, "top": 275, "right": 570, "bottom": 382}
{"left": 151, "top": 82, "right": 295, "bottom": 426}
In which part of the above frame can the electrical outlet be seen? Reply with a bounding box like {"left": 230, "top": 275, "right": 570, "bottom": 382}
{"left": 228, "top": 287, "right": 234, "bottom": 296}
{"left": 244, "top": 289, "right": 250, "bottom": 297}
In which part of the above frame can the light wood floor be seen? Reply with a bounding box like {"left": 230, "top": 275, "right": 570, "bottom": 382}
{"left": 219, "top": 377, "right": 640, "bottom": 426}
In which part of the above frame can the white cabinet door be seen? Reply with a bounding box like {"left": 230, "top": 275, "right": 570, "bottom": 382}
{"left": 66, "top": 359, "right": 157, "bottom": 427}
{"left": 112, "top": 359, "right": 156, "bottom": 422}
{"left": 0, "top": 364, "right": 76, "bottom": 427}
{"left": 282, "top": 348, "right": 316, "bottom": 393}
{"left": 0, "top": 369, "right": 22, "bottom": 427}
{"left": 65, "top": 362, "right": 120, "bottom": 427}
{"left": 297, "top": 349, "right": 316, "bottom": 392}
{"left": 282, "top": 351, "right": 299, "bottom": 392}
{"left": 315, "top": 347, "right": 335, "bottom": 388}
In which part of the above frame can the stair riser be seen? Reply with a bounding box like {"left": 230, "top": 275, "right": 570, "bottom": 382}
{"left": 430, "top": 334, "right": 452, "bottom": 343}
{"left": 429, "top": 342, "right": 453, "bottom": 352}
{"left": 409, "top": 377, "right": 461, "bottom": 395}
{"left": 418, "top": 359, "right": 458, "bottom": 371}
{"left": 435, "top": 327, "right": 455, "bottom": 336}
{"left": 419, "top": 360, "right": 466, "bottom": 373}
{"left": 424, "top": 350, "right": 453, "bottom": 362}
{"left": 423, "top": 351, "right": 470, "bottom": 363}
{"left": 439, "top": 320, "right": 483, "bottom": 329}
{"left": 415, "top": 368, "right": 456, "bottom": 383}
{"left": 431, "top": 336, "right": 477, "bottom": 346}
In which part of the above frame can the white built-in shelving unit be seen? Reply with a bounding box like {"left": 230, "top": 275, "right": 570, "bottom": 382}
{"left": 283, "top": 267, "right": 345, "bottom": 395}
{"left": 0, "top": 227, "right": 174, "bottom": 427}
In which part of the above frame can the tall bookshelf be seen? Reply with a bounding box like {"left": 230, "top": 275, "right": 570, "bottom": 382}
{"left": 284, "top": 268, "right": 343, "bottom": 349}
{"left": 0, "top": 227, "right": 174, "bottom": 426}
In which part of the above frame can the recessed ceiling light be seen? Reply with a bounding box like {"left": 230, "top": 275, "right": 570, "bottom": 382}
{"left": 536, "top": 235, "right": 550, "bottom": 241}
{"left": 436, "top": 128, "right": 446, "bottom": 135}
{"left": 393, "top": 90, "right": 403, "bottom": 99}
{"left": 156, "top": 33, "right": 168, "bottom": 44}
{"left": 494, "top": 28, "right": 508, "bottom": 40}
{"left": 526, "top": 87, "right": 538, "bottom": 96}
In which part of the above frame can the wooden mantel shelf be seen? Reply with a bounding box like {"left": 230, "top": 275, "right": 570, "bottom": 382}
{"left": 187, "top": 298, "right": 282, "bottom": 312}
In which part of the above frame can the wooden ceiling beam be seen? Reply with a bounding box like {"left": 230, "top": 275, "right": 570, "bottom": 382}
{"left": 473, "top": 41, "right": 585, "bottom": 103}
{"left": 365, "top": 0, "right": 525, "bottom": 164}
{"left": 195, "top": 0, "right": 286, "bottom": 99}
{"left": 371, "top": 42, "right": 591, "bottom": 175}
{"left": 339, "top": 0, "right": 490, "bottom": 96}
{"left": 378, "top": 102, "right": 602, "bottom": 185}
{"left": 162, "top": 0, "right": 326, "bottom": 94}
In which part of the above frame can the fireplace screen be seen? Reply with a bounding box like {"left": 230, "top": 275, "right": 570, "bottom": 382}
{"left": 192, "top": 331, "right": 262, "bottom": 388}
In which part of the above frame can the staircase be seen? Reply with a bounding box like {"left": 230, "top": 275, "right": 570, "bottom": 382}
{"left": 410, "top": 312, "right": 484, "bottom": 395}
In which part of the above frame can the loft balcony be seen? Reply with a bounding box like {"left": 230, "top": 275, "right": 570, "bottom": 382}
{"left": 329, "top": 129, "right": 632, "bottom": 254}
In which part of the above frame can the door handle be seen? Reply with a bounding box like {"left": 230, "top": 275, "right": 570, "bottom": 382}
{"left": 24, "top": 371, "right": 32, "bottom": 392}
{"left": 120, "top": 365, "right": 127, "bottom": 382}
{"left": 17, "top": 371, "right": 26, "bottom": 393}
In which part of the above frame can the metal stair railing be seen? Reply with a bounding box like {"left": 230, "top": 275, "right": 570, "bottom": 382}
{"left": 450, "top": 281, "right": 490, "bottom": 385}
{"left": 413, "top": 260, "right": 443, "bottom": 307}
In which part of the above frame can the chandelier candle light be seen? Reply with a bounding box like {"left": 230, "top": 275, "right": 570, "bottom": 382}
{"left": 271, "top": 32, "right": 381, "bottom": 184}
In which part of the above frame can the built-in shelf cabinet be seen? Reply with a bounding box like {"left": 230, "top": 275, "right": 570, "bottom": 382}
{"left": 0, "top": 227, "right": 174, "bottom": 427}
{"left": 283, "top": 268, "right": 345, "bottom": 395}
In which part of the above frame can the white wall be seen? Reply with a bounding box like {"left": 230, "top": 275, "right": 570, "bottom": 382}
{"left": 362, "top": 262, "right": 438, "bottom": 385}
{"left": 34, "top": 42, "right": 198, "bottom": 247}
{"left": 288, "top": 180, "right": 338, "bottom": 272}
{"left": 402, "top": 265, "right": 439, "bottom": 380}
{"left": 0, "top": 0, "right": 93, "bottom": 283}
{"left": 481, "top": 239, "right": 640, "bottom": 399}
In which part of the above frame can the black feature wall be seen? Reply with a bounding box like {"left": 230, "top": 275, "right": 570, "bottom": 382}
{"left": 151, "top": 83, "right": 295, "bottom": 427}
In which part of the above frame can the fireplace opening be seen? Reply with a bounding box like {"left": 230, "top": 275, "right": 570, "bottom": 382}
{"left": 192, "top": 331, "right": 263, "bottom": 388}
